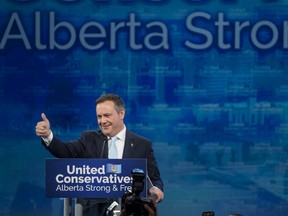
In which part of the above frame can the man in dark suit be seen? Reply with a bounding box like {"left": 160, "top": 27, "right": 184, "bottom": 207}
{"left": 35, "top": 94, "right": 164, "bottom": 216}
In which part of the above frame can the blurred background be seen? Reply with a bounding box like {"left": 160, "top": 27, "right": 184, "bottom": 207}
{"left": 1, "top": 0, "right": 288, "bottom": 215}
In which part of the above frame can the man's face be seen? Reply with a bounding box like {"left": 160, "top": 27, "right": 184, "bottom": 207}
{"left": 96, "top": 100, "right": 125, "bottom": 137}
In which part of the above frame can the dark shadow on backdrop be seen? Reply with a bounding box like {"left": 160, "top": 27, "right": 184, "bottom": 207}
{"left": 9, "top": 181, "right": 52, "bottom": 216}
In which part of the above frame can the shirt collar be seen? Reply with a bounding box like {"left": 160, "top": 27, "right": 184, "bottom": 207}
{"left": 116, "top": 125, "right": 126, "bottom": 141}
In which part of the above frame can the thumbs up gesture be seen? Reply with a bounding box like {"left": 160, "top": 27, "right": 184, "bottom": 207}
{"left": 35, "top": 113, "right": 51, "bottom": 138}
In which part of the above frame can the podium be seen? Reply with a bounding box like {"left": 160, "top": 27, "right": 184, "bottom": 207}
{"left": 46, "top": 158, "right": 147, "bottom": 216}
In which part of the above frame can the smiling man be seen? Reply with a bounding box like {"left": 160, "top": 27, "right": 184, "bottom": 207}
{"left": 35, "top": 93, "right": 164, "bottom": 216}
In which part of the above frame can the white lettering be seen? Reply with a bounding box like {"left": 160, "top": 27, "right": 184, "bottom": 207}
{"left": 56, "top": 184, "right": 84, "bottom": 191}
{"left": 86, "top": 185, "right": 111, "bottom": 193}
{"left": 110, "top": 20, "right": 126, "bottom": 50}
{"left": 184, "top": 12, "right": 286, "bottom": 50}
{"left": 251, "top": 20, "right": 278, "bottom": 49}
{"left": 234, "top": 20, "right": 250, "bottom": 49}
{"left": 0, "top": 11, "right": 287, "bottom": 51}
{"left": 184, "top": 12, "right": 213, "bottom": 50}
{"left": 127, "top": 13, "right": 142, "bottom": 50}
{"left": 120, "top": 184, "right": 132, "bottom": 191}
{"left": 215, "top": 12, "right": 230, "bottom": 49}
{"left": 284, "top": 21, "right": 288, "bottom": 48}
{"left": 49, "top": 11, "right": 76, "bottom": 50}
{"left": 35, "top": 12, "right": 46, "bottom": 50}
{"left": 79, "top": 21, "right": 106, "bottom": 50}
{"left": 66, "top": 165, "right": 105, "bottom": 175}
{"left": 144, "top": 21, "right": 169, "bottom": 50}
{"left": 0, "top": 12, "right": 31, "bottom": 49}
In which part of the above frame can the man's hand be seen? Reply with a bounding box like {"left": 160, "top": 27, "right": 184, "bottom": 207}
{"left": 35, "top": 113, "right": 51, "bottom": 138}
{"left": 149, "top": 187, "right": 164, "bottom": 203}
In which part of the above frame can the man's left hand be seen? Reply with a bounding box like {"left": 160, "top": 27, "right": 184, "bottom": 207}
{"left": 149, "top": 187, "right": 164, "bottom": 203}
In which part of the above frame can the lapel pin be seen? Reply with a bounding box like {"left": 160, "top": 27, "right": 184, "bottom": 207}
{"left": 131, "top": 143, "right": 134, "bottom": 148}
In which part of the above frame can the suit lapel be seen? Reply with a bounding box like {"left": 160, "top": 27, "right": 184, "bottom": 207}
{"left": 122, "top": 131, "right": 136, "bottom": 158}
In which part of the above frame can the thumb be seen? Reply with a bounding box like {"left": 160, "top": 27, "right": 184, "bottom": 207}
{"left": 41, "top": 113, "right": 49, "bottom": 123}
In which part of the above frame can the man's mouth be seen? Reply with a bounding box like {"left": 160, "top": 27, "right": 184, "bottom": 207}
{"left": 101, "top": 124, "right": 111, "bottom": 129}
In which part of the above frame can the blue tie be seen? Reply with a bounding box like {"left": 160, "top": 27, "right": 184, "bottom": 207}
{"left": 108, "top": 136, "right": 118, "bottom": 159}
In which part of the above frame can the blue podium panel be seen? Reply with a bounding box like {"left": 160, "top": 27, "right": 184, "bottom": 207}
{"left": 46, "top": 158, "right": 147, "bottom": 198}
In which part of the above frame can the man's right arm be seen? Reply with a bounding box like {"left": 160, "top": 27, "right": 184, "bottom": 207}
{"left": 36, "top": 113, "right": 81, "bottom": 158}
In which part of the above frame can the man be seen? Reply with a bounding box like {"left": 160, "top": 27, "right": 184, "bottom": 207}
{"left": 35, "top": 94, "right": 164, "bottom": 216}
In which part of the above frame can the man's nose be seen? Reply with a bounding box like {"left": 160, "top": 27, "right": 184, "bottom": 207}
{"left": 99, "top": 117, "right": 107, "bottom": 124}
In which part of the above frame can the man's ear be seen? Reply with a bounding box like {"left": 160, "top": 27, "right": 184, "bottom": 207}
{"left": 120, "top": 109, "right": 125, "bottom": 120}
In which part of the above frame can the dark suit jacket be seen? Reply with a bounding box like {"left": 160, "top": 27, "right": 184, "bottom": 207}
{"left": 43, "top": 130, "right": 163, "bottom": 191}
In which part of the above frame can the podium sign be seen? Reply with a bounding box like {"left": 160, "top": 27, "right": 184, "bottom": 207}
{"left": 46, "top": 158, "right": 147, "bottom": 198}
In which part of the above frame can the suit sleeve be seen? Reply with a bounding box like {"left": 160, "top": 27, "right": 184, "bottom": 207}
{"left": 42, "top": 136, "right": 84, "bottom": 158}
{"left": 42, "top": 131, "right": 97, "bottom": 158}
{"left": 146, "top": 141, "right": 164, "bottom": 191}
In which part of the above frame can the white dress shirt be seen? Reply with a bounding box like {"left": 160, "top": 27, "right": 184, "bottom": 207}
{"left": 108, "top": 126, "right": 126, "bottom": 159}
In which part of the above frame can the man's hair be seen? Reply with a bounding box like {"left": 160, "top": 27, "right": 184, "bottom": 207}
{"left": 95, "top": 94, "right": 125, "bottom": 113}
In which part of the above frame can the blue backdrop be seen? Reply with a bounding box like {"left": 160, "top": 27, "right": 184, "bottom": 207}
{"left": 1, "top": 0, "right": 288, "bottom": 215}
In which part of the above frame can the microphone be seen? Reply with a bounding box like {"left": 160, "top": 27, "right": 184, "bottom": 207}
{"left": 106, "top": 201, "right": 118, "bottom": 216}
{"left": 99, "top": 131, "right": 108, "bottom": 158}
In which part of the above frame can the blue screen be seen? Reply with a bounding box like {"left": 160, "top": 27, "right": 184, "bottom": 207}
{"left": 1, "top": 0, "right": 288, "bottom": 215}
